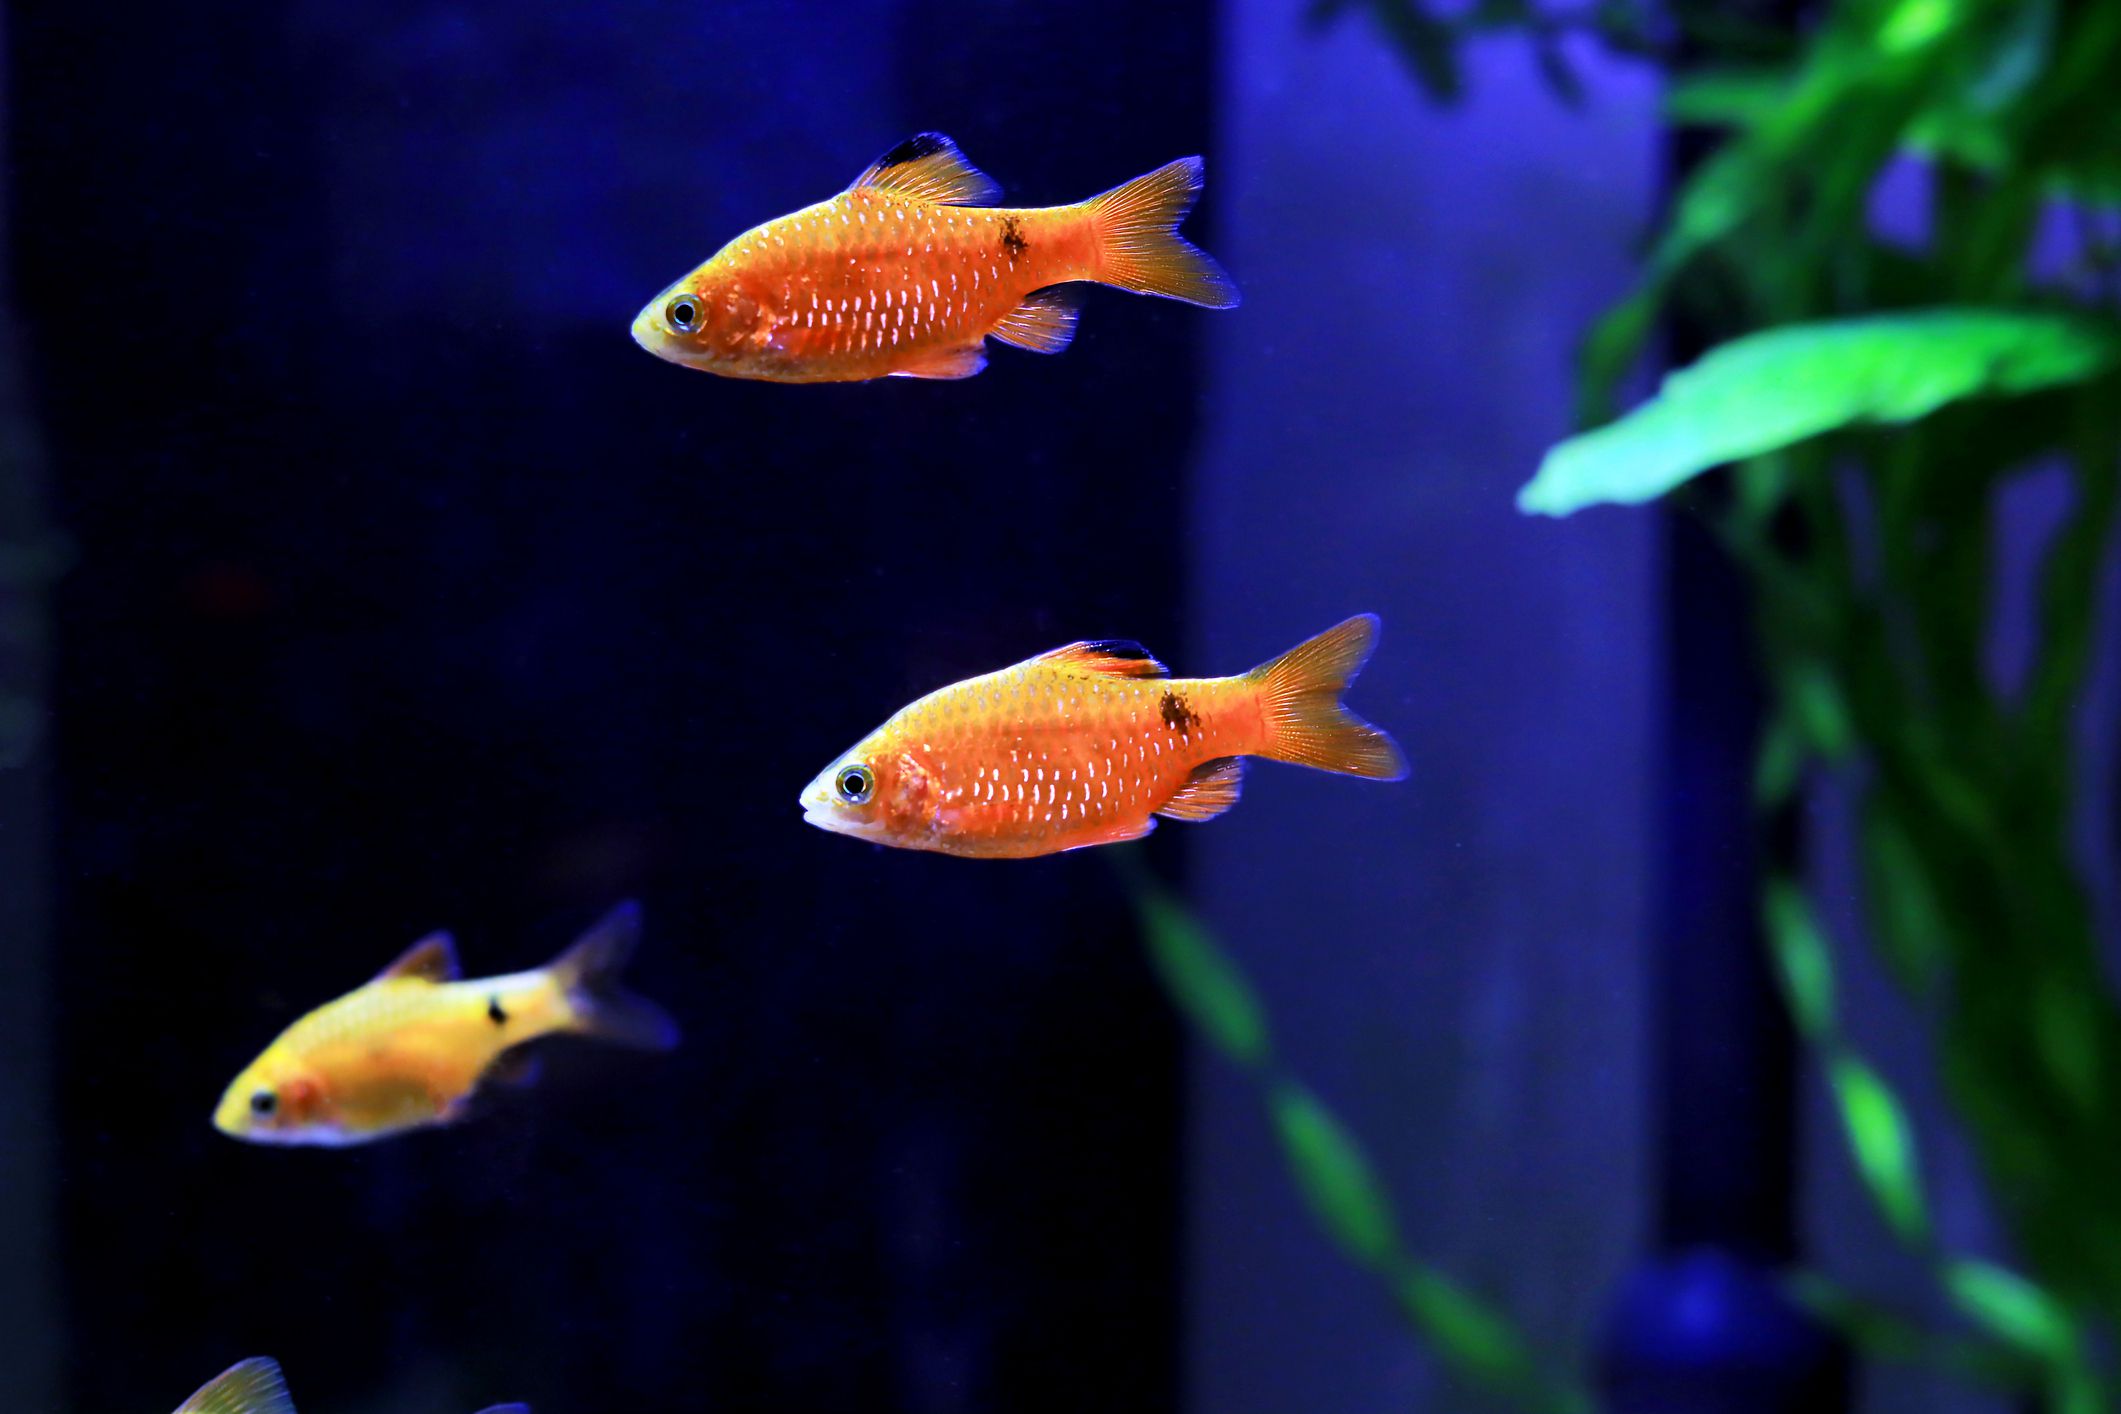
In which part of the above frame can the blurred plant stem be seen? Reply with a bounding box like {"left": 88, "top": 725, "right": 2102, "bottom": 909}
{"left": 1114, "top": 852, "right": 1596, "bottom": 1414}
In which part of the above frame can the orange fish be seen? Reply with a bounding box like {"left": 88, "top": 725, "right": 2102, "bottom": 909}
{"left": 212, "top": 903, "right": 675, "bottom": 1147}
{"left": 630, "top": 132, "right": 1238, "bottom": 383}
{"left": 800, "top": 616, "right": 1405, "bottom": 858}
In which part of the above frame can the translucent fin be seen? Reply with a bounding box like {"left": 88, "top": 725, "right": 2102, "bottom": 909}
{"left": 990, "top": 289, "right": 1082, "bottom": 354}
{"left": 479, "top": 1050, "right": 544, "bottom": 1090}
{"left": 852, "top": 133, "right": 1001, "bottom": 206}
{"left": 1031, "top": 639, "right": 1168, "bottom": 677}
{"left": 374, "top": 932, "right": 459, "bottom": 984}
{"left": 1084, "top": 157, "right": 1239, "bottom": 309}
{"left": 1246, "top": 615, "right": 1407, "bottom": 780}
{"left": 887, "top": 345, "right": 988, "bottom": 380}
{"left": 176, "top": 1358, "right": 297, "bottom": 1414}
{"left": 1058, "top": 817, "right": 1157, "bottom": 851}
{"left": 546, "top": 901, "right": 679, "bottom": 1051}
{"left": 1156, "top": 757, "right": 1245, "bottom": 822}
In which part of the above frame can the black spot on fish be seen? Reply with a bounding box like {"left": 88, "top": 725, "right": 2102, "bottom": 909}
{"left": 1160, "top": 691, "right": 1200, "bottom": 734}
{"left": 487, "top": 995, "right": 509, "bottom": 1026}
{"left": 1001, "top": 215, "right": 1027, "bottom": 260}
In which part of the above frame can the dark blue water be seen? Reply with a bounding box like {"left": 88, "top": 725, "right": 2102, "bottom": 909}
{"left": 4, "top": 3, "right": 2115, "bottom": 1414}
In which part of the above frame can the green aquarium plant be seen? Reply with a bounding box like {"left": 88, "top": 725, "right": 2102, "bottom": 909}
{"left": 1293, "top": 0, "right": 2121, "bottom": 1408}
{"left": 1119, "top": 856, "right": 1596, "bottom": 1414}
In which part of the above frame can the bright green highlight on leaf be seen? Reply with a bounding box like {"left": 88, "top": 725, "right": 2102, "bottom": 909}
{"left": 1830, "top": 1055, "right": 1929, "bottom": 1245}
{"left": 1877, "top": 0, "right": 1956, "bottom": 52}
{"left": 1134, "top": 884, "right": 1272, "bottom": 1069}
{"left": 1519, "top": 310, "right": 2121, "bottom": 517}
{"left": 1765, "top": 878, "right": 1837, "bottom": 1041}
{"left": 1943, "top": 1259, "right": 2080, "bottom": 1366}
{"left": 1269, "top": 1079, "right": 1401, "bottom": 1270}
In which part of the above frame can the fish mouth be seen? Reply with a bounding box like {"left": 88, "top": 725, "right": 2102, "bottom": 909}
{"left": 629, "top": 304, "right": 663, "bottom": 355}
{"left": 799, "top": 776, "right": 889, "bottom": 840}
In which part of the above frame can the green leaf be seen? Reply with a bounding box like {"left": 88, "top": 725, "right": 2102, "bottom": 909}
{"left": 1764, "top": 878, "right": 1837, "bottom": 1041}
{"left": 1785, "top": 658, "right": 1853, "bottom": 758}
{"left": 1393, "top": 1264, "right": 1585, "bottom": 1411}
{"left": 1830, "top": 1055, "right": 1930, "bottom": 1245}
{"left": 1785, "top": 1271, "right": 2040, "bottom": 1390}
{"left": 1520, "top": 310, "right": 2121, "bottom": 516}
{"left": 1134, "top": 886, "right": 1272, "bottom": 1069}
{"left": 1664, "top": 69, "right": 1787, "bottom": 127}
{"left": 1942, "top": 1259, "right": 2079, "bottom": 1366}
{"left": 1753, "top": 710, "right": 1807, "bottom": 809}
{"left": 1360, "top": 0, "right": 1463, "bottom": 102}
{"left": 1269, "top": 1080, "right": 1400, "bottom": 1269}
{"left": 1859, "top": 803, "right": 1951, "bottom": 991}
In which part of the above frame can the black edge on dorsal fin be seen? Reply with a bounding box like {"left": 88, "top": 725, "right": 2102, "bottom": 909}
{"left": 375, "top": 931, "right": 460, "bottom": 984}
{"left": 1029, "top": 640, "right": 1170, "bottom": 678}
{"left": 851, "top": 132, "right": 1002, "bottom": 206}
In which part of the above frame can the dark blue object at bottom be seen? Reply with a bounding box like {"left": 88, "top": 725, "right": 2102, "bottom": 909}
{"left": 1600, "top": 1248, "right": 1851, "bottom": 1414}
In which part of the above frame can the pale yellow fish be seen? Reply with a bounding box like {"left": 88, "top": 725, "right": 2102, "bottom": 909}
{"left": 213, "top": 903, "right": 675, "bottom": 1147}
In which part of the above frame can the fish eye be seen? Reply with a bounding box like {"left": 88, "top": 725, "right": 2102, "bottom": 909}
{"left": 666, "top": 294, "right": 703, "bottom": 334}
{"left": 249, "top": 1089, "right": 277, "bottom": 1117}
{"left": 836, "top": 764, "right": 874, "bottom": 804}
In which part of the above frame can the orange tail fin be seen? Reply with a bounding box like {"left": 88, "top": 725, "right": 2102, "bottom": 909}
{"left": 1246, "top": 615, "right": 1407, "bottom": 780}
{"left": 1084, "top": 158, "right": 1240, "bottom": 309}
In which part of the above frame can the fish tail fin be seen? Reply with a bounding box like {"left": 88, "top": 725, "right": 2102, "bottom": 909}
{"left": 177, "top": 1358, "right": 296, "bottom": 1414}
{"left": 546, "top": 901, "right": 680, "bottom": 1051}
{"left": 1083, "top": 157, "right": 1239, "bottom": 309}
{"left": 1245, "top": 615, "right": 1407, "bottom": 781}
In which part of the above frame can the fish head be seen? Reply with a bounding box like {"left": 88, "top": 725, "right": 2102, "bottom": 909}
{"left": 800, "top": 734, "right": 941, "bottom": 849}
{"left": 631, "top": 260, "right": 774, "bottom": 375}
{"left": 212, "top": 1046, "right": 338, "bottom": 1147}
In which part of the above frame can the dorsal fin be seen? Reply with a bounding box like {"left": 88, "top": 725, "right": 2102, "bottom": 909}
{"left": 176, "top": 1358, "right": 297, "bottom": 1414}
{"left": 851, "top": 133, "right": 1001, "bottom": 206}
{"left": 375, "top": 931, "right": 460, "bottom": 984}
{"left": 1032, "top": 639, "right": 1169, "bottom": 678}
{"left": 1156, "top": 757, "right": 1245, "bottom": 822}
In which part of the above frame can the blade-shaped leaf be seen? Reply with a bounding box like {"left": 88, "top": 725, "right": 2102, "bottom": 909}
{"left": 1521, "top": 310, "right": 2121, "bottom": 516}
{"left": 1764, "top": 877, "right": 1837, "bottom": 1041}
{"left": 1830, "top": 1055, "right": 1930, "bottom": 1245}
{"left": 1134, "top": 884, "right": 1272, "bottom": 1069}
{"left": 1942, "top": 1259, "right": 2080, "bottom": 1367}
{"left": 1269, "top": 1080, "right": 1400, "bottom": 1269}
{"left": 1394, "top": 1264, "right": 1587, "bottom": 1412}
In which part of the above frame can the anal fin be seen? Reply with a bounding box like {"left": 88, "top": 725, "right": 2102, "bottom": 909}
{"left": 480, "top": 1049, "right": 545, "bottom": 1090}
{"left": 1059, "top": 817, "right": 1158, "bottom": 852}
{"left": 889, "top": 344, "right": 989, "bottom": 380}
{"left": 991, "top": 288, "right": 1082, "bottom": 354}
{"left": 1156, "top": 757, "right": 1245, "bottom": 822}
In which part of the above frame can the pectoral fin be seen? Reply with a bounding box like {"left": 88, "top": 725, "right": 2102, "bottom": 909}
{"left": 1156, "top": 758, "right": 1245, "bottom": 822}
{"left": 991, "top": 289, "right": 1082, "bottom": 354}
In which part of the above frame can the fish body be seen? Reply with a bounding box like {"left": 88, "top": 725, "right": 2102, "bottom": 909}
{"left": 174, "top": 1357, "right": 526, "bottom": 1414}
{"left": 801, "top": 616, "right": 1406, "bottom": 858}
{"left": 212, "top": 903, "right": 675, "bottom": 1147}
{"left": 631, "top": 132, "right": 1237, "bottom": 383}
